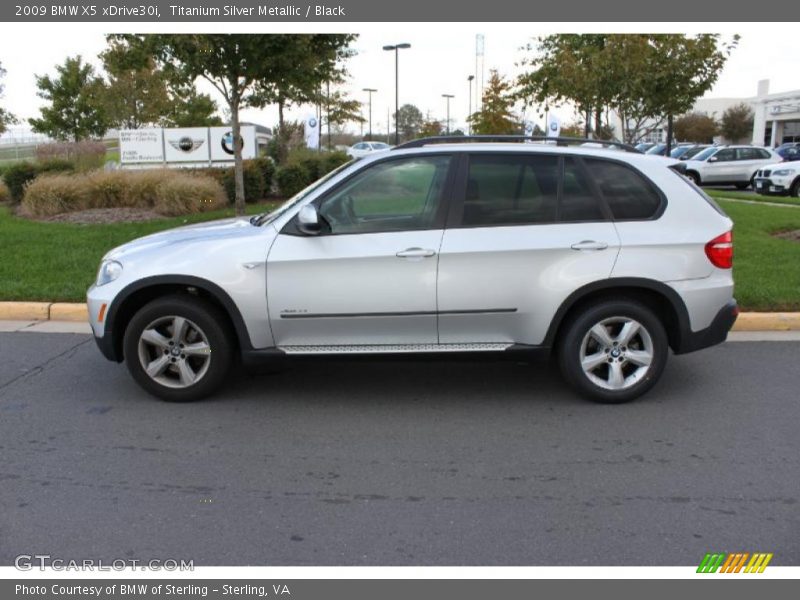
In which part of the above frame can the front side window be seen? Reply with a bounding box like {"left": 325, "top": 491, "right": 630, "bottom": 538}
{"left": 318, "top": 155, "right": 450, "bottom": 235}
{"left": 713, "top": 148, "right": 736, "bottom": 162}
{"left": 461, "top": 154, "right": 559, "bottom": 226}
{"left": 584, "top": 158, "right": 662, "bottom": 220}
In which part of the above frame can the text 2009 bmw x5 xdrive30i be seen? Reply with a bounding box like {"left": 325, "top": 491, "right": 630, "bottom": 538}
{"left": 87, "top": 136, "right": 738, "bottom": 404}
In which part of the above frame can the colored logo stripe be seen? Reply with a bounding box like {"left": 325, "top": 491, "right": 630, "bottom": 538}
{"left": 697, "top": 552, "right": 773, "bottom": 573}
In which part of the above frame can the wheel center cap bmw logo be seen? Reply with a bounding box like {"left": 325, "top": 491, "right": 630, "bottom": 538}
{"left": 171, "top": 346, "right": 181, "bottom": 357}
{"left": 611, "top": 348, "right": 621, "bottom": 358}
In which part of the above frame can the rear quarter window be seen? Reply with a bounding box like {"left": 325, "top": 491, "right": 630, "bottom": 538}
{"left": 583, "top": 158, "right": 663, "bottom": 220}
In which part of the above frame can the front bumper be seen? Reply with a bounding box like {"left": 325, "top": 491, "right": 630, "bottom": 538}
{"left": 754, "top": 177, "right": 790, "bottom": 196}
{"left": 674, "top": 299, "right": 739, "bottom": 355}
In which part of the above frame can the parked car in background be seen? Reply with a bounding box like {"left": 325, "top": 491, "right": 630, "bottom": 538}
{"left": 675, "top": 144, "right": 712, "bottom": 160}
{"left": 682, "top": 145, "right": 782, "bottom": 189}
{"left": 645, "top": 142, "right": 693, "bottom": 157}
{"left": 635, "top": 142, "right": 656, "bottom": 153}
{"left": 754, "top": 161, "right": 800, "bottom": 197}
{"left": 346, "top": 141, "right": 392, "bottom": 159}
{"left": 775, "top": 142, "right": 800, "bottom": 162}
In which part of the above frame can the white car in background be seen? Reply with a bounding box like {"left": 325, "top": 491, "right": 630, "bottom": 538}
{"left": 683, "top": 145, "right": 782, "bottom": 189}
{"left": 754, "top": 162, "right": 800, "bottom": 197}
{"left": 346, "top": 141, "right": 391, "bottom": 159}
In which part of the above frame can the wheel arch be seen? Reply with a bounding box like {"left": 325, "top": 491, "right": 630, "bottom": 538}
{"left": 543, "top": 278, "right": 692, "bottom": 354}
{"left": 103, "top": 275, "right": 253, "bottom": 362}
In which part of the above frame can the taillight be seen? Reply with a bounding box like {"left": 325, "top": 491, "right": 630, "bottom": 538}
{"left": 705, "top": 231, "right": 733, "bottom": 269}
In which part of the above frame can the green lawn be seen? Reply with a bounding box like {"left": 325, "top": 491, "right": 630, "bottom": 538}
{"left": 0, "top": 198, "right": 798, "bottom": 310}
{"left": 0, "top": 202, "right": 279, "bottom": 302}
{"left": 707, "top": 188, "right": 800, "bottom": 207}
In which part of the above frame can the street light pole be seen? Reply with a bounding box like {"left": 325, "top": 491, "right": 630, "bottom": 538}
{"left": 362, "top": 88, "right": 377, "bottom": 141}
{"left": 383, "top": 43, "right": 411, "bottom": 145}
{"left": 467, "top": 75, "right": 474, "bottom": 135}
{"left": 442, "top": 94, "right": 454, "bottom": 135}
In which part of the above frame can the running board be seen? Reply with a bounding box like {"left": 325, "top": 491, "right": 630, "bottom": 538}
{"left": 277, "top": 342, "right": 513, "bottom": 355}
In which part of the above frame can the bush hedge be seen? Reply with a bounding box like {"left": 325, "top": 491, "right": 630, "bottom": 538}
{"left": 3, "top": 160, "right": 75, "bottom": 203}
{"left": 274, "top": 149, "right": 350, "bottom": 198}
{"left": 0, "top": 179, "right": 9, "bottom": 203}
{"left": 201, "top": 157, "right": 276, "bottom": 204}
{"left": 22, "top": 169, "right": 227, "bottom": 217}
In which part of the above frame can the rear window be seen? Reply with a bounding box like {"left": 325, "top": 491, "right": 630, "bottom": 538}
{"left": 560, "top": 158, "right": 605, "bottom": 222}
{"left": 583, "top": 158, "right": 663, "bottom": 220}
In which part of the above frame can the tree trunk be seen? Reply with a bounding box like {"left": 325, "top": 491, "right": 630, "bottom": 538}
{"left": 584, "top": 108, "right": 591, "bottom": 139}
{"left": 231, "top": 98, "right": 245, "bottom": 217}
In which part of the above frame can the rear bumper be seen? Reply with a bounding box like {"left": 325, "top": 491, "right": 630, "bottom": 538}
{"left": 674, "top": 299, "right": 738, "bottom": 355}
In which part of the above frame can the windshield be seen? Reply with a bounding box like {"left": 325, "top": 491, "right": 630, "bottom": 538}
{"left": 646, "top": 144, "right": 666, "bottom": 155}
{"left": 681, "top": 145, "right": 708, "bottom": 159}
{"left": 691, "top": 147, "right": 718, "bottom": 161}
{"left": 251, "top": 160, "right": 356, "bottom": 226}
{"left": 670, "top": 146, "right": 691, "bottom": 158}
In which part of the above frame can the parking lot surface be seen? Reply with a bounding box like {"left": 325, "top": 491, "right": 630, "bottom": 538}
{"left": 0, "top": 332, "right": 798, "bottom": 565}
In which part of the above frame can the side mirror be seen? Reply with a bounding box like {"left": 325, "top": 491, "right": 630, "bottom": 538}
{"left": 708, "top": 156, "right": 718, "bottom": 162}
{"left": 297, "top": 205, "right": 321, "bottom": 235}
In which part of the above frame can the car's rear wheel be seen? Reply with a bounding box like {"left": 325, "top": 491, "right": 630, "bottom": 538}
{"left": 735, "top": 181, "right": 750, "bottom": 190}
{"left": 123, "top": 295, "right": 233, "bottom": 402}
{"left": 557, "top": 300, "right": 668, "bottom": 403}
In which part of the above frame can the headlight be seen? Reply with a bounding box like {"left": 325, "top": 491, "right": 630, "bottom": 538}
{"left": 772, "top": 169, "right": 794, "bottom": 176}
{"left": 96, "top": 260, "right": 123, "bottom": 287}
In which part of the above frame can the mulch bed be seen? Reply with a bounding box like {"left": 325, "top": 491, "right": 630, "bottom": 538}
{"left": 33, "top": 207, "right": 164, "bottom": 224}
{"left": 773, "top": 229, "right": 800, "bottom": 242}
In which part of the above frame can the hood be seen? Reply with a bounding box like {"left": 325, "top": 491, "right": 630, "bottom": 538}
{"left": 104, "top": 217, "right": 262, "bottom": 260}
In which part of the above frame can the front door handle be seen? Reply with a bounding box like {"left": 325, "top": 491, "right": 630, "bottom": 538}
{"left": 570, "top": 240, "right": 608, "bottom": 251}
{"left": 396, "top": 247, "right": 436, "bottom": 258}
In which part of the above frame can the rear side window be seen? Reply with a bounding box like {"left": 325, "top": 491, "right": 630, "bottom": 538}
{"left": 583, "top": 158, "right": 662, "bottom": 220}
{"left": 462, "top": 155, "right": 558, "bottom": 226}
{"left": 561, "top": 158, "right": 605, "bottom": 222}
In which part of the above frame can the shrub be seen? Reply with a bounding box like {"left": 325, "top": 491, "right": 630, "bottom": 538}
{"left": 3, "top": 162, "right": 38, "bottom": 203}
{"left": 1, "top": 160, "right": 76, "bottom": 204}
{"left": 22, "top": 169, "right": 227, "bottom": 217}
{"left": 275, "top": 163, "right": 310, "bottom": 198}
{"left": 35, "top": 140, "right": 107, "bottom": 171}
{"left": 253, "top": 157, "right": 276, "bottom": 193}
{"left": 323, "top": 150, "right": 350, "bottom": 173}
{"left": 221, "top": 161, "right": 265, "bottom": 204}
{"left": 0, "top": 180, "right": 9, "bottom": 203}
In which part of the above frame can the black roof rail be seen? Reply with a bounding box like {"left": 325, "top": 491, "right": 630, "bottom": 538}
{"left": 392, "top": 135, "right": 642, "bottom": 153}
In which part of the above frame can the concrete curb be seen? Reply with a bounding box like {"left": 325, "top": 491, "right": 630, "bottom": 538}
{"left": 1, "top": 301, "right": 800, "bottom": 332}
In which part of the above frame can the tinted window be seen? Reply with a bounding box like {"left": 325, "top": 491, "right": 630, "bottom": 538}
{"left": 561, "top": 158, "right": 605, "bottom": 222}
{"left": 319, "top": 156, "right": 450, "bottom": 234}
{"left": 692, "top": 147, "right": 718, "bottom": 161}
{"left": 758, "top": 149, "right": 772, "bottom": 159}
{"left": 462, "top": 154, "right": 558, "bottom": 226}
{"left": 713, "top": 148, "right": 736, "bottom": 161}
{"left": 737, "top": 148, "right": 761, "bottom": 160}
{"left": 584, "top": 158, "right": 662, "bottom": 220}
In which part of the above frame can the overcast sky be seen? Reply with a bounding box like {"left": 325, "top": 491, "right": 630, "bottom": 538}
{"left": 1, "top": 23, "right": 798, "bottom": 136}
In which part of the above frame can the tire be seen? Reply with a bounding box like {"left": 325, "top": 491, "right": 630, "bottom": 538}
{"left": 790, "top": 178, "right": 800, "bottom": 198}
{"left": 557, "top": 299, "right": 668, "bottom": 404}
{"left": 687, "top": 171, "right": 701, "bottom": 186}
{"left": 123, "top": 294, "right": 234, "bottom": 402}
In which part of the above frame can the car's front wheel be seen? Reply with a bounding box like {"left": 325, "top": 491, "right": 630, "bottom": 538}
{"left": 123, "top": 295, "right": 233, "bottom": 402}
{"left": 557, "top": 300, "right": 668, "bottom": 403}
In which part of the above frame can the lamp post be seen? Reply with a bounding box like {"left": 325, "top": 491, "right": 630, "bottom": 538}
{"left": 467, "top": 75, "right": 475, "bottom": 135}
{"left": 382, "top": 43, "right": 411, "bottom": 145}
{"left": 442, "top": 94, "right": 454, "bottom": 135}
{"left": 362, "top": 88, "right": 377, "bottom": 141}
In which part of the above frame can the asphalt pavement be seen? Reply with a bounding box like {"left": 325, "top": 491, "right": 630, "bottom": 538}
{"left": 0, "top": 331, "right": 798, "bottom": 566}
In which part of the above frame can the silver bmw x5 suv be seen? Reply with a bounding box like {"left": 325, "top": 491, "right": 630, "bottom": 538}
{"left": 87, "top": 136, "right": 738, "bottom": 403}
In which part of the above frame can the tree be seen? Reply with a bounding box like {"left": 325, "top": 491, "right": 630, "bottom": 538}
{"left": 100, "top": 38, "right": 222, "bottom": 129}
{"left": 113, "top": 34, "right": 356, "bottom": 215}
{"left": 395, "top": 104, "right": 424, "bottom": 141}
{"left": 319, "top": 84, "right": 364, "bottom": 150}
{"left": 29, "top": 56, "right": 108, "bottom": 141}
{"left": 0, "top": 61, "right": 17, "bottom": 135}
{"left": 468, "top": 71, "right": 519, "bottom": 135}
{"left": 673, "top": 112, "right": 718, "bottom": 143}
{"left": 419, "top": 118, "right": 443, "bottom": 137}
{"left": 719, "top": 103, "right": 754, "bottom": 143}
{"left": 517, "top": 34, "right": 738, "bottom": 143}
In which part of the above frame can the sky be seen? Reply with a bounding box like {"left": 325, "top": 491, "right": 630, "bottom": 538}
{"left": 1, "top": 23, "right": 798, "bottom": 138}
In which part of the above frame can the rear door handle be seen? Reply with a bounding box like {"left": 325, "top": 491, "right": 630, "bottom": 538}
{"left": 396, "top": 247, "right": 436, "bottom": 258}
{"left": 570, "top": 240, "right": 608, "bottom": 251}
